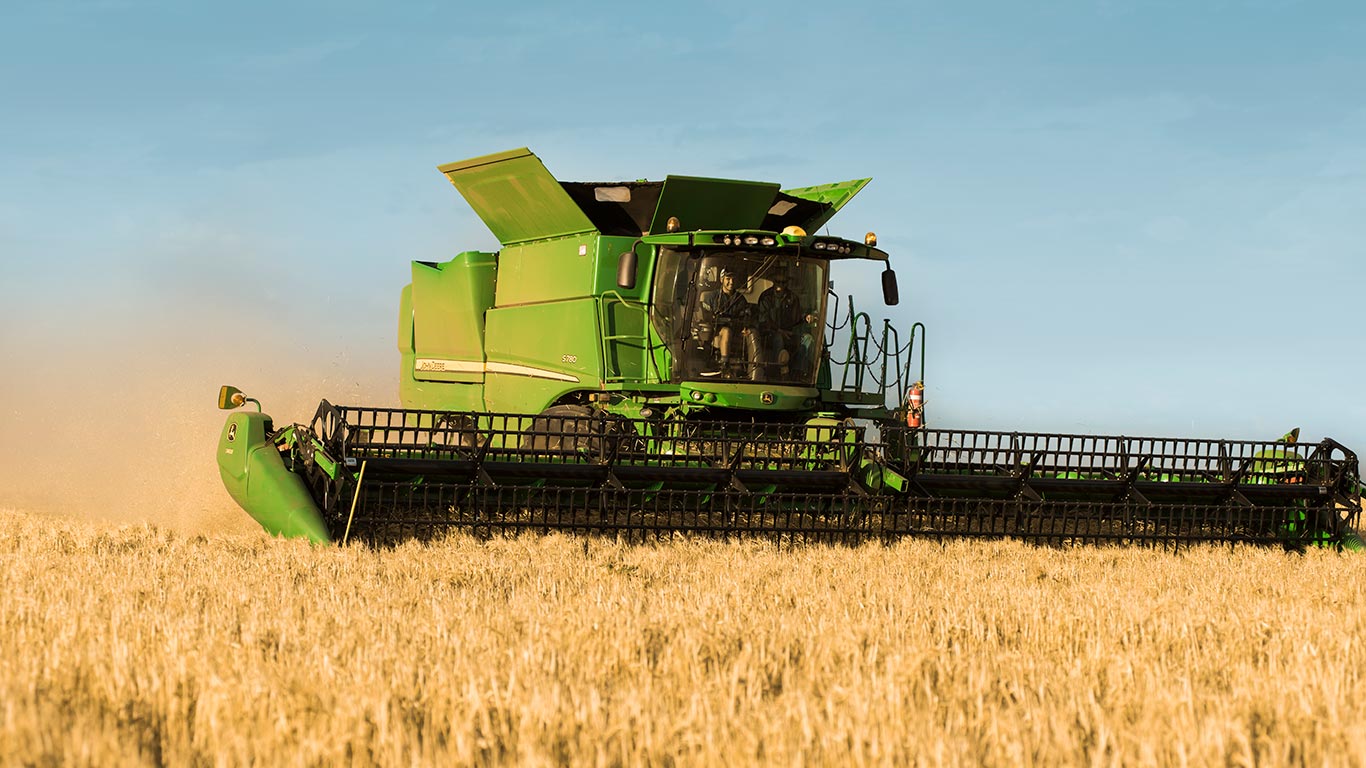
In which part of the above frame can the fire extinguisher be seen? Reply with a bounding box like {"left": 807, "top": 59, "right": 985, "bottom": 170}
{"left": 906, "top": 381, "right": 925, "bottom": 429}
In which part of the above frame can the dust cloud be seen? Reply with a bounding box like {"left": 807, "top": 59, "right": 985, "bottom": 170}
{"left": 0, "top": 305, "right": 394, "bottom": 536}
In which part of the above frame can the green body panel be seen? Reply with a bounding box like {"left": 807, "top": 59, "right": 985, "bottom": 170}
{"left": 1249, "top": 446, "right": 1305, "bottom": 477}
{"left": 216, "top": 413, "right": 330, "bottom": 544}
{"left": 439, "top": 148, "right": 596, "bottom": 245}
{"left": 398, "top": 253, "right": 494, "bottom": 412}
{"left": 398, "top": 357, "right": 486, "bottom": 411}
{"left": 649, "top": 176, "right": 780, "bottom": 233}
{"left": 783, "top": 179, "right": 871, "bottom": 232}
{"left": 494, "top": 235, "right": 600, "bottom": 306}
{"left": 409, "top": 252, "right": 497, "bottom": 377}
{"left": 600, "top": 294, "right": 655, "bottom": 383}
{"left": 863, "top": 460, "right": 910, "bottom": 493}
{"left": 491, "top": 235, "right": 653, "bottom": 308}
{"left": 483, "top": 298, "right": 603, "bottom": 412}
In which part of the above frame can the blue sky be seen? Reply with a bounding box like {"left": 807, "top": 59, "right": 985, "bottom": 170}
{"left": 2, "top": 1, "right": 1364, "bottom": 519}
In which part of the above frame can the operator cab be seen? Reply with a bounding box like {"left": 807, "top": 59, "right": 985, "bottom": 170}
{"left": 651, "top": 247, "right": 828, "bottom": 386}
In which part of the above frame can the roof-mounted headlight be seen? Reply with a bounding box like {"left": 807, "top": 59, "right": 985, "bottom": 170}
{"left": 813, "top": 242, "right": 827, "bottom": 250}
{"left": 743, "top": 235, "right": 759, "bottom": 246}
{"left": 760, "top": 236, "right": 776, "bottom": 246}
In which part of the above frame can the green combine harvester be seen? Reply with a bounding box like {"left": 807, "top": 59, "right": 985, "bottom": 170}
{"left": 216, "top": 148, "right": 1363, "bottom": 548}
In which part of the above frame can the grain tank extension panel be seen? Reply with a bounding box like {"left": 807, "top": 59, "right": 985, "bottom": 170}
{"left": 439, "top": 148, "right": 597, "bottom": 245}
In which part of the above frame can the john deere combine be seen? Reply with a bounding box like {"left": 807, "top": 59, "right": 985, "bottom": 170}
{"left": 216, "top": 148, "right": 1362, "bottom": 548}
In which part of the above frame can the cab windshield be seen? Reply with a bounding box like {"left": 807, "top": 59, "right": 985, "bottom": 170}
{"left": 651, "top": 248, "right": 827, "bottom": 386}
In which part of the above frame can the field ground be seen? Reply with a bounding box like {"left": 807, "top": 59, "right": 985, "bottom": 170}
{"left": 4, "top": 508, "right": 1366, "bottom": 766}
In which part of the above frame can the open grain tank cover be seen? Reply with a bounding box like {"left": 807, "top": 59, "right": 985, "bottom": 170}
{"left": 439, "top": 148, "right": 598, "bottom": 246}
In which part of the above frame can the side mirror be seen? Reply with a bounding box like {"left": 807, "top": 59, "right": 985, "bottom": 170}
{"left": 616, "top": 249, "right": 638, "bottom": 289}
{"left": 881, "top": 268, "right": 900, "bottom": 306}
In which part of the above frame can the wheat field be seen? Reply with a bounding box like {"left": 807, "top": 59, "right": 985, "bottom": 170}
{"left": 4, "top": 507, "right": 1366, "bottom": 767}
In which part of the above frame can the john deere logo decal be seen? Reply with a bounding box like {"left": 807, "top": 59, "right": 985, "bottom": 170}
{"left": 760, "top": 391, "right": 775, "bottom": 405}
{"left": 226, "top": 423, "right": 237, "bottom": 443}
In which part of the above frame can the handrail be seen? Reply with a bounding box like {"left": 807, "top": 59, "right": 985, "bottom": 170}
{"left": 598, "top": 291, "right": 660, "bottom": 383}
{"left": 822, "top": 293, "right": 924, "bottom": 406}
